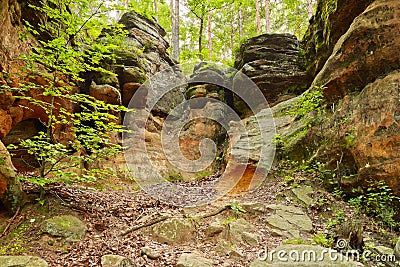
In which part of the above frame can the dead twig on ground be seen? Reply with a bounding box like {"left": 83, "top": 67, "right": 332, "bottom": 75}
{"left": 121, "top": 215, "right": 170, "bottom": 236}
{"left": 0, "top": 207, "right": 20, "bottom": 238}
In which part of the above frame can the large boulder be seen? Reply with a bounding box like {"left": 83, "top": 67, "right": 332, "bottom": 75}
{"left": 234, "top": 33, "right": 312, "bottom": 112}
{"left": 0, "top": 140, "right": 23, "bottom": 215}
{"left": 310, "top": 0, "right": 400, "bottom": 192}
{"left": 319, "top": 71, "right": 400, "bottom": 193}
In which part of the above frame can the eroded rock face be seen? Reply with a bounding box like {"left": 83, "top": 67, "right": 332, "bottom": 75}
{"left": 0, "top": 140, "right": 23, "bottom": 215}
{"left": 320, "top": 71, "right": 400, "bottom": 194}
{"left": 313, "top": 0, "right": 400, "bottom": 102}
{"left": 275, "top": 0, "right": 400, "bottom": 196}
{"left": 234, "top": 33, "right": 311, "bottom": 112}
{"left": 302, "top": 0, "right": 374, "bottom": 77}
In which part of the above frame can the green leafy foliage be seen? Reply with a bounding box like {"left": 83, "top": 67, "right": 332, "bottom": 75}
{"left": 288, "top": 85, "right": 325, "bottom": 120}
{"left": 348, "top": 180, "right": 400, "bottom": 228}
{"left": 2, "top": 0, "right": 131, "bottom": 194}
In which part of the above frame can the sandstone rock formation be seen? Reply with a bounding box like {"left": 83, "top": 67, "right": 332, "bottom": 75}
{"left": 310, "top": 0, "right": 400, "bottom": 193}
{"left": 0, "top": 140, "right": 23, "bottom": 215}
{"left": 234, "top": 33, "right": 312, "bottom": 113}
{"left": 302, "top": 0, "right": 374, "bottom": 76}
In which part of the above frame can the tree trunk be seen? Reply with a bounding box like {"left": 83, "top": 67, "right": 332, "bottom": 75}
{"left": 307, "top": 0, "right": 313, "bottom": 19}
{"left": 230, "top": 16, "right": 234, "bottom": 57}
{"left": 207, "top": 10, "right": 212, "bottom": 59}
{"left": 198, "top": 16, "right": 204, "bottom": 60}
{"left": 264, "top": 0, "right": 270, "bottom": 33}
{"left": 170, "top": 0, "right": 174, "bottom": 40}
{"left": 173, "top": 0, "right": 180, "bottom": 59}
{"left": 170, "top": 0, "right": 180, "bottom": 60}
{"left": 154, "top": 0, "right": 158, "bottom": 22}
{"left": 255, "top": 0, "right": 261, "bottom": 34}
{"left": 238, "top": 6, "right": 243, "bottom": 40}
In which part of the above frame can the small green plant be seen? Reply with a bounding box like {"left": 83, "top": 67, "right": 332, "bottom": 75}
{"left": 273, "top": 134, "right": 285, "bottom": 148}
{"left": 348, "top": 180, "right": 400, "bottom": 228}
{"left": 287, "top": 85, "right": 325, "bottom": 120}
{"left": 327, "top": 209, "right": 345, "bottom": 229}
{"left": 221, "top": 216, "right": 237, "bottom": 226}
{"left": 312, "top": 233, "right": 333, "bottom": 247}
{"left": 166, "top": 171, "right": 184, "bottom": 182}
{"left": 344, "top": 128, "right": 356, "bottom": 148}
{"left": 227, "top": 203, "right": 246, "bottom": 215}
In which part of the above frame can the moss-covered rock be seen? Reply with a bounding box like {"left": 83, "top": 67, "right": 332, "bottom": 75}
{"left": 0, "top": 140, "right": 23, "bottom": 215}
{"left": 0, "top": 256, "right": 48, "bottom": 267}
{"left": 41, "top": 215, "right": 87, "bottom": 242}
{"left": 100, "top": 255, "right": 135, "bottom": 267}
{"left": 152, "top": 218, "right": 194, "bottom": 244}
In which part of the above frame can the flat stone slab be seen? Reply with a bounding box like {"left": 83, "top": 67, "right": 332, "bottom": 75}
{"left": 176, "top": 253, "right": 213, "bottom": 267}
{"left": 41, "top": 215, "right": 87, "bottom": 242}
{"left": 0, "top": 256, "right": 48, "bottom": 267}
{"left": 152, "top": 218, "right": 194, "bottom": 244}
{"left": 266, "top": 205, "right": 312, "bottom": 238}
{"left": 101, "top": 255, "right": 135, "bottom": 267}
{"left": 250, "top": 244, "right": 364, "bottom": 266}
{"left": 227, "top": 218, "right": 259, "bottom": 246}
{"left": 291, "top": 186, "right": 313, "bottom": 206}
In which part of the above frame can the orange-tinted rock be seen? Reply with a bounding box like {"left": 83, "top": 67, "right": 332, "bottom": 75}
{"left": 324, "top": 71, "right": 400, "bottom": 193}
{"left": 303, "top": 0, "right": 374, "bottom": 76}
{"left": 0, "top": 140, "right": 23, "bottom": 215}
{"left": 89, "top": 83, "right": 122, "bottom": 105}
{"left": 0, "top": 109, "right": 13, "bottom": 138}
{"left": 122, "top": 82, "right": 142, "bottom": 106}
{"left": 313, "top": 0, "right": 400, "bottom": 102}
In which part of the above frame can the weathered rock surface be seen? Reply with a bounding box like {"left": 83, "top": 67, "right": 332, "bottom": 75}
{"left": 101, "top": 255, "right": 135, "bottom": 267}
{"left": 320, "top": 71, "right": 400, "bottom": 194}
{"left": 313, "top": 0, "right": 400, "bottom": 102}
{"left": 226, "top": 218, "right": 259, "bottom": 246}
{"left": 291, "top": 186, "right": 313, "bottom": 207}
{"left": 394, "top": 238, "right": 400, "bottom": 259}
{"left": 152, "top": 218, "right": 194, "bottom": 244}
{"left": 266, "top": 205, "right": 313, "bottom": 238}
{"left": 112, "top": 11, "right": 184, "bottom": 115}
{"left": 0, "top": 256, "right": 48, "bottom": 267}
{"left": 0, "top": 140, "right": 23, "bottom": 214}
{"left": 41, "top": 215, "right": 87, "bottom": 242}
{"left": 250, "top": 244, "right": 363, "bottom": 266}
{"left": 302, "top": 0, "right": 374, "bottom": 76}
{"left": 176, "top": 253, "right": 213, "bottom": 267}
{"left": 140, "top": 247, "right": 161, "bottom": 260}
{"left": 234, "top": 33, "right": 311, "bottom": 111}
{"left": 275, "top": 0, "right": 400, "bottom": 195}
